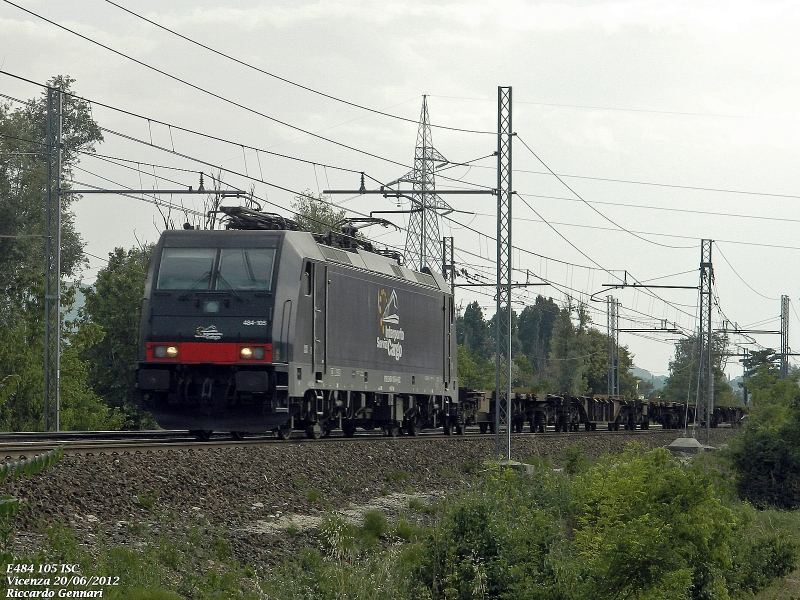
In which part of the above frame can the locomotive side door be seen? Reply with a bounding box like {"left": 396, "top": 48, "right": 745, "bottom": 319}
{"left": 445, "top": 295, "right": 453, "bottom": 387}
{"left": 312, "top": 262, "right": 327, "bottom": 378}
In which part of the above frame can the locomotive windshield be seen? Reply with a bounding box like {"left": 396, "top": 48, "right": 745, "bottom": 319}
{"left": 157, "top": 247, "right": 276, "bottom": 291}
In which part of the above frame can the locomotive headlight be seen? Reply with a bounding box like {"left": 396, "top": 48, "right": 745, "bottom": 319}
{"left": 239, "top": 346, "right": 265, "bottom": 360}
{"left": 154, "top": 345, "right": 179, "bottom": 358}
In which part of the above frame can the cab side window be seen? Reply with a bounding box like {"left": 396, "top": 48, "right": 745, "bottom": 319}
{"left": 304, "top": 262, "right": 313, "bottom": 296}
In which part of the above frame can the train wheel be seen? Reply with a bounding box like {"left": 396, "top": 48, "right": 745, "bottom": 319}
{"left": 443, "top": 422, "right": 454, "bottom": 436}
{"left": 342, "top": 422, "right": 357, "bottom": 438}
{"left": 386, "top": 423, "right": 401, "bottom": 438}
{"left": 455, "top": 423, "right": 465, "bottom": 435}
{"left": 479, "top": 422, "right": 489, "bottom": 434}
{"left": 306, "top": 423, "right": 323, "bottom": 440}
{"left": 230, "top": 431, "right": 245, "bottom": 440}
{"left": 406, "top": 418, "right": 422, "bottom": 436}
{"left": 277, "top": 424, "right": 293, "bottom": 441}
{"left": 190, "top": 430, "right": 212, "bottom": 441}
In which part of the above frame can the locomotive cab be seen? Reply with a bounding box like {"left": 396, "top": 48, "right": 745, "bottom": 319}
{"left": 136, "top": 229, "right": 285, "bottom": 432}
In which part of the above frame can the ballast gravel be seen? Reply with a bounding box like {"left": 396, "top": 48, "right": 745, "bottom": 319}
{"left": 4, "top": 428, "right": 740, "bottom": 565}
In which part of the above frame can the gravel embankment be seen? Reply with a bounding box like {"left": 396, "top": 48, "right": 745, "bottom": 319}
{"left": 4, "top": 428, "right": 740, "bottom": 564}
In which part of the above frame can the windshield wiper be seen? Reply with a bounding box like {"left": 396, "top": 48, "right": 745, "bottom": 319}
{"left": 178, "top": 271, "right": 212, "bottom": 301}
{"left": 215, "top": 274, "right": 244, "bottom": 302}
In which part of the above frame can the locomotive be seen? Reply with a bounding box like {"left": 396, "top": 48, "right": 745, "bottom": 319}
{"left": 135, "top": 207, "right": 460, "bottom": 440}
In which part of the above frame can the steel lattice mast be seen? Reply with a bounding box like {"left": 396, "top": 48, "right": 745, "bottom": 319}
{"left": 607, "top": 296, "right": 619, "bottom": 396}
{"left": 781, "top": 295, "right": 789, "bottom": 379}
{"left": 398, "top": 96, "right": 452, "bottom": 272}
{"left": 697, "top": 239, "right": 714, "bottom": 443}
{"left": 495, "top": 86, "right": 512, "bottom": 460}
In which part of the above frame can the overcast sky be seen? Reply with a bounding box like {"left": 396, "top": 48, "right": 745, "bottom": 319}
{"left": 2, "top": 0, "right": 800, "bottom": 378}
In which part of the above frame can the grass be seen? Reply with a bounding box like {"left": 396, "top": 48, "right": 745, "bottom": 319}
{"left": 753, "top": 509, "right": 800, "bottom": 600}
{"left": 5, "top": 514, "right": 264, "bottom": 600}
{"left": 384, "top": 470, "right": 410, "bottom": 483}
{"left": 135, "top": 490, "right": 159, "bottom": 511}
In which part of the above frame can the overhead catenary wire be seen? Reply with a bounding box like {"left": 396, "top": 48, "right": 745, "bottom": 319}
{"left": 714, "top": 242, "right": 779, "bottom": 301}
{"left": 1, "top": 71, "right": 495, "bottom": 196}
{"left": 516, "top": 135, "right": 694, "bottom": 250}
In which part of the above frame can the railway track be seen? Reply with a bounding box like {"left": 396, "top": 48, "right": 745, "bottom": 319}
{"left": 0, "top": 426, "right": 668, "bottom": 459}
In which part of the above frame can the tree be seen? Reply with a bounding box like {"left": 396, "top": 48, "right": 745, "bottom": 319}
{"left": 517, "top": 296, "right": 559, "bottom": 377}
{"left": 80, "top": 245, "right": 154, "bottom": 427}
{"left": 457, "top": 301, "right": 491, "bottom": 360}
{"left": 547, "top": 302, "right": 590, "bottom": 396}
{"left": 457, "top": 345, "right": 494, "bottom": 390}
{"left": 0, "top": 76, "right": 109, "bottom": 430}
{"left": 727, "top": 367, "right": 800, "bottom": 508}
{"left": 638, "top": 379, "right": 656, "bottom": 399}
{"left": 661, "top": 333, "right": 734, "bottom": 406}
{"left": 291, "top": 189, "right": 345, "bottom": 234}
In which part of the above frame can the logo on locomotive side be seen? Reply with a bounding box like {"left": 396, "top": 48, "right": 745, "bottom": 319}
{"left": 377, "top": 289, "right": 404, "bottom": 360}
{"left": 195, "top": 325, "right": 223, "bottom": 340}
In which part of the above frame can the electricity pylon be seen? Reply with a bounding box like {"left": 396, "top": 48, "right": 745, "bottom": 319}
{"left": 394, "top": 96, "right": 452, "bottom": 272}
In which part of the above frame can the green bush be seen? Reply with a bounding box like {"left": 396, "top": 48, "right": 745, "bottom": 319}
{"left": 362, "top": 509, "right": 388, "bottom": 541}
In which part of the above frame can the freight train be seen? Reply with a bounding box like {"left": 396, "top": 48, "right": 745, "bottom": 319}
{"left": 135, "top": 207, "right": 743, "bottom": 440}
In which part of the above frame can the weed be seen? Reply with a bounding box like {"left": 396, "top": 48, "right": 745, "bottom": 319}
{"left": 460, "top": 460, "right": 479, "bottom": 474}
{"left": 560, "top": 443, "right": 589, "bottom": 475}
{"left": 285, "top": 521, "right": 300, "bottom": 538}
{"left": 291, "top": 475, "right": 309, "bottom": 490}
{"left": 211, "top": 535, "right": 232, "bottom": 561}
{"left": 306, "top": 488, "right": 322, "bottom": 503}
{"left": 385, "top": 470, "right": 410, "bottom": 483}
{"left": 394, "top": 517, "right": 422, "bottom": 542}
{"left": 135, "top": 490, "right": 159, "bottom": 511}
{"left": 362, "top": 509, "right": 388, "bottom": 540}
{"left": 408, "top": 498, "right": 437, "bottom": 515}
{"left": 436, "top": 466, "right": 459, "bottom": 478}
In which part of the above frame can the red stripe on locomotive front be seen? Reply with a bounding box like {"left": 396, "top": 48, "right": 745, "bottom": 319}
{"left": 145, "top": 342, "right": 272, "bottom": 364}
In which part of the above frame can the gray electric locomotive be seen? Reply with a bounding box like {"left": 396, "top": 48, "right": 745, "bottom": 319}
{"left": 136, "top": 210, "right": 459, "bottom": 440}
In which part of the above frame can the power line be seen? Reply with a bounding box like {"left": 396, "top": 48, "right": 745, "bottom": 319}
{"left": 516, "top": 135, "right": 694, "bottom": 250}
{"left": 0, "top": 8, "right": 412, "bottom": 168}
{"left": 428, "top": 94, "right": 768, "bottom": 120}
{"left": 519, "top": 191, "right": 800, "bottom": 227}
{"left": 3, "top": 79, "right": 412, "bottom": 255}
{"left": 714, "top": 242, "right": 779, "bottom": 301}
{"left": 504, "top": 164, "right": 800, "bottom": 201}
{"left": 102, "top": 0, "right": 495, "bottom": 136}
{"left": 1, "top": 70, "right": 495, "bottom": 196}
{"left": 0, "top": 70, "right": 370, "bottom": 175}
{"left": 479, "top": 208, "right": 800, "bottom": 253}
